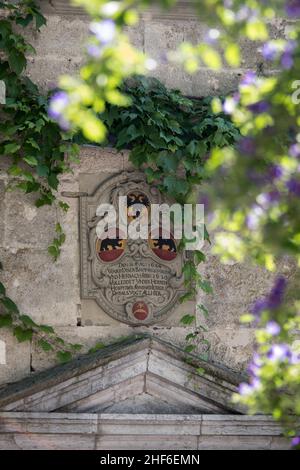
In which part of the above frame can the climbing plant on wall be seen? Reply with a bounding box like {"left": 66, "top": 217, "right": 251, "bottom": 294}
{"left": 0, "top": 0, "right": 82, "bottom": 362}
{"left": 0, "top": 1, "right": 239, "bottom": 364}
{"left": 76, "top": 74, "right": 239, "bottom": 356}
{"left": 51, "top": 0, "right": 300, "bottom": 445}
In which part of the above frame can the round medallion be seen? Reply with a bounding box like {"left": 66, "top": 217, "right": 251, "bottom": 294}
{"left": 132, "top": 301, "right": 149, "bottom": 320}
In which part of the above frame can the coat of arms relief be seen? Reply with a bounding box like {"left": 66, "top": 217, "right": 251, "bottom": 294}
{"left": 80, "top": 172, "right": 187, "bottom": 325}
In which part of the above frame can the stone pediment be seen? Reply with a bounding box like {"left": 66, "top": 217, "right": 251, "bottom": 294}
{"left": 0, "top": 336, "right": 290, "bottom": 449}
{"left": 0, "top": 335, "right": 244, "bottom": 414}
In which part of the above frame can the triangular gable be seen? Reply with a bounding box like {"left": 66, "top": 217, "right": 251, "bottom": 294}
{"left": 0, "top": 335, "right": 245, "bottom": 414}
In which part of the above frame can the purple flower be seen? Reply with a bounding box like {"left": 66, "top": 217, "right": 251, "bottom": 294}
{"left": 287, "top": 178, "right": 300, "bottom": 196}
{"left": 204, "top": 29, "right": 220, "bottom": 44}
{"left": 268, "top": 277, "right": 287, "bottom": 309}
{"left": 267, "top": 344, "right": 291, "bottom": 362}
{"left": 48, "top": 91, "right": 69, "bottom": 120}
{"left": 285, "top": 0, "right": 300, "bottom": 18}
{"left": 262, "top": 42, "right": 278, "bottom": 61}
{"left": 240, "top": 71, "right": 257, "bottom": 86}
{"left": 238, "top": 137, "right": 256, "bottom": 155}
{"left": 238, "top": 378, "right": 260, "bottom": 396}
{"left": 238, "top": 382, "right": 253, "bottom": 396}
{"left": 198, "top": 194, "right": 210, "bottom": 209}
{"left": 257, "top": 191, "right": 280, "bottom": 210}
{"left": 236, "top": 6, "right": 255, "bottom": 22}
{"left": 251, "top": 298, "right": 268, "bottom": 315}
{"left": 266, "top": 320, "right": 281, "bottom": 336}
{"left": 87, "top": 44, "right": 102, "bottom": 57}
{"left": 246, "top": 204, "right": 264, "bottom": 230}
{"left": 89, "top": 19, "right": 116, "bottom": 44}
{"left": 281, "top": 40, "right": 296, "bottom": 69}
{"left": 248, "top": 100, "right": 270, "bottom": 114}
{"left": 268, "top": 164, "right": 283, "bottom": 181}
{"left": 248, "top": 353, "right": 262, "bottom": 377}
{"left": 251, "top": 277, "right": 287, "bottom": 315}
{"left": 281, "top": 51, "right": 293, "bottom": 69}
{"left": 289, "top": 143, "right": 300, "bottom": 158}
{"left": 290, "top": 352, "right": 300, "bottom": 365}
{"left": 223, "top": 94, "right": 240, "bottom": 114}
{"left": 291, "top": 436, "right": 300, "bottom": 446}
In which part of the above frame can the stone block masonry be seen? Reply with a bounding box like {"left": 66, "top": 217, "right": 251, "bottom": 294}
{"left": 0, "top": 1, "right": 297, "bottom": 385}
{"left": 0, "top": 146, "right": 297, "bottom": 385}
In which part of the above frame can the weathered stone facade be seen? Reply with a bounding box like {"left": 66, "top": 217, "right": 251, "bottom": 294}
{"left": 0, "top": 1, "right": 297, "bottom": 386}
{"left": 1, "top": 0, "right": 299, "bottom": 451}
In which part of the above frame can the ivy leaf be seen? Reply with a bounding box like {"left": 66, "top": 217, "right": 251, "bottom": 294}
{"left": 88, "top": 342, "right": 105, "bottom": 354}
{"left": 204, "top": 225, "right": 211, "bottom": 244}
{"left": 182, "top": 261, "right": 197, "bottom": 283}
{"left": 20, "top": 314, "right": 37, "bottom": 327}
{"left": 55, "top": 337, "right": 65, "bottom": 345}
{"left": 35, "top": 12, "right": 47, "bottom": 30}
{"left": 70, "top": 343, "right": 82, "bottom": 351}
{"left": 180, "top": 314, "right": 195, "bottom": 326}
{"left": 163, "top": 175, "right": 189, "bottom": 197}
{"left": 157, "top": 151, "right": 179, "bottom": 173}
{"left": 26, "top": 138, "right": 40, "bottom": 150}
{"left": 16, "top": 14, "right": 33, "bottom": 28}
{"left": 55, "top": 223, "right": 63, "bottom": 234}
{"left": 184, "top": 344, "right": 197, "bottom": 353}
{"left": 0, "top": 281, "right": 6, "bottom": 296}
{"left": 4, "top": 142, "right": 21, "bottom": 154}
{"left": 198, "top": 304, "right": 209, "bottom": 318}
{"left": 185, "top": 332, "right": 197, "bottom": 341}
{"left": 59, "top": 201, "right": 69, "bottom": 212}
{"left": 48, "top": 245, "right": 59, "bottom": 261}
{"left": 0, "top": 314, "right": 12, "bottom": 327}
{"left": 129, "top": 146, "right": 146, "bottom": 167}
{"left": 39, "top": 324, "right": 55, "bottom": 334}
{"left": 56, "top": 350, "right": 72, "bottom": 363}
{"left": 13, "top": 326, "right": 33, "bottom": 342}
{"left": 145, "top": 167, "right": 160, "bottom": 183}
{"left": 194, "top": 250, "right": 206, "bottom": 264}
{"left": 0, "top": 20, "right": 11, "bottom": 38}
{"left": 0, "top": 296, "right": 19, "bottom": 313}
{"left": 179, "top": 290, "right": 195, "bottom": 303}
{"left": 38, "top": 339, "right": 53, "bottom": 352}
{"left": 198, "top": 279, "right": 213, "bottom": 294}
{"left": 48, "top": 173, "right": 59, "bottom": 190}
{"left": 23, "top": 156, "right": 38, "bottom": 167}
{"left": 8, "top": 50, "right": 26, "bottom": 75}
{"left": 36, "top": 164, "right": 49, "bottom": 177}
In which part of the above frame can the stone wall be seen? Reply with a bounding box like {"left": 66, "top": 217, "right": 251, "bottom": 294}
{"left": 0, "top": 1, "right": 297, "bottom": 385}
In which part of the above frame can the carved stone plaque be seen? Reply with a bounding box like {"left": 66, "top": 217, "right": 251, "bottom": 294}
{"left": 80, "top": 172, "right": 187, "bottom": 325}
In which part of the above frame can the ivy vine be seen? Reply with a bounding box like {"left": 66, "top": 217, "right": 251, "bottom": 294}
{"left": 0, "top": 0, "right": 81, "bottom": 362}
{"left": 0, "top": 2, "right": 240, "bottom": 365}
{"left": 76, "top": 76, "right": 239, "bottom": 355}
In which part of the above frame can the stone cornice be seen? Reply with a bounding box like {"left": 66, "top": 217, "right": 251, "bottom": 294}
{"left": 38, "top": 0, "right": 199, "bottom": 21}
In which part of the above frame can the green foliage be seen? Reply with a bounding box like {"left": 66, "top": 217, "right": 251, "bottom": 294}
{"left": 0, "top": 1, "right": 82, "bottom": 361}
{"left": 88, "top": 342, "right": 106, "bottom": 354}
{"left": 180, "top": 314, "right": 195, "bottom": 326}
{"left": 87, "top": 76, "right": 239, "bottom": 203}
{"left": 0, "top": 1, "right": 79, "bottom": 207}
{"left": 48, "top": 223, "right": 66, "bottom": 261}
{"left": 0, "top": 257, "right": 83, "bottom": 360}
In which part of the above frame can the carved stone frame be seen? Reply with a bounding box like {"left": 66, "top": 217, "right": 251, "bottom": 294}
{"left": 80, "top": 171, "right": 188, "bottom": 326}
